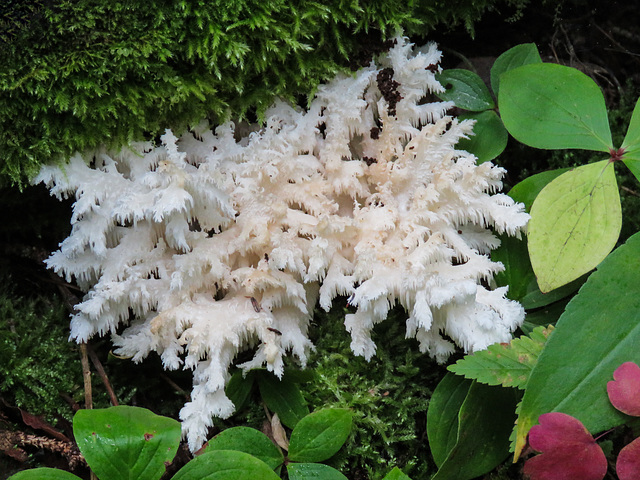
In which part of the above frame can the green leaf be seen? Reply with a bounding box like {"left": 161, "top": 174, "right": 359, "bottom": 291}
{"left": 426, "top": 373, "right": 472, "bottom": 468}
{"left": 430, "top": 382, "right": 519, "bottom": 480}
{"left": 257, "top": 373, "right": 309, "bottom": 429}
{"left": 528, "top": 160, "right": 621, "bottom": 292}
{"left": 172, "top": 450, "right": 280, "bottom": 480}
{"left": 202, "top": 427, "right": 284, "bottom": 471}
{"left": 622, "top": 97, "right": 640, "bottom": 151}
{"left": 288, "top": 408, "right": 352, "bottom": 463}
{"left": 436, "top": 69, "right": 495, "bottom": 111}
{"left": 8, "top": 468, "right": 81, "bottom": 480}
{"left": 490, "top": 43, "right": 542, "bottom": 96}
{"left": 493, "top": 168, "right": 581, "bottom": 308}
{"left": 225, "top": 370, "right": 256, "bottom": 412}
{"left": 514, "top": 231, "right": 640, "bottom": 460}
{"left": 519, "top": 298, "right": 571, "bottom": 335}
{"left": 492, "top": 234, "right": 535, "bottom": 304}
{"left": 507, "top": 168, "right": 571, "bottom": 213}
{"left": 73, "top": 406, "right": 181, "bottom": 480}
{"left": 621, "top": 97, "right": 640, "bottom": 183}
{"left": 499, "top": 63, "right": 613, "bottom": 152}
{"left": 287, "top": 463, "right": 348, "bottom": 480}
{"left": 381, "top": 467, "right": 413, "bottom": 480}
{"left": 492, "top": 233, "right": 587, "bottom": 309}
{"left": 519, "top": 274, "right": 587, "bottom": 310}
{"left": 457, "top": 111, "right": 508, "bottom": 163}
{"left": 447, "top": 325, "right": 554, "bottom": 389}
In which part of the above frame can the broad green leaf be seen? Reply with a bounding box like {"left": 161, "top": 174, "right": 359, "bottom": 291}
{"left": 426, "top": 373, "right": 472, "bottom": 467}
{"left": 172, "top": 450, "right": 280, "bottom": 480}
{"left": 519, "top": 274, "right": 587, "bottom": 310}
{"left": 287, "top": 463, "right": 348, "bottom": 480}
{"left": 431, "top": 382, "right": 519, "bottom": 480}
{"left": 225, "top": 370, "right": 256, "bottom": 412}
{"left": 288, "top": 408, "right": 352, "bottom": 463}
{"left": 519, "top": 298, "right": 570, "bottom": 335}
{"left": 490, "top": 43, "right": 542, "bottom": 96}
{"left": 622, "top": 154, "right": 640, "bottom": 186}
{"left": 257, "top": 373, "right": 309, "bottom": 429}
{"left": 492, "top": 233, "right": 534, "bottom": 302}
{"left": 622, "top": 97, "right": 640, "bottom": 183}
{"left": 499, "top": 63, "right": 613, "bottom": 152}
{"left": 202, "top": 427, "right": 284, "bottom": 471}
{"left": 528, "top": 160, "right": 621, "bottom": 292}
{"left": 492, "top": 234, "right": 586, "bottom": 309}
{"left": 514, "top": 231, "right": 640, "bottom": 460}
{"left": 448, "top": 326, "right": 554, "bottom": 389}
{"left": 381, "top": 467, "right": 412, "bottom": 480}
{"left": 507, "top": 168, "right": 571, "bottom": 213}
{"left": 493, "top": 168, "right": 578, "bottom": 308}
{"left": 8, "top": 469, "right": 81, "bottom": 480}
{"left": 622, "top": 97, "right": 640, "bottom": 151}
{"left": 73, "top": 406, "right": 181, "bottom": 480}
{"left": 458, "top": 111, "right": 508, "bottom": 163}
{"left": 436, "top": 69, "right": 495, "bottom": 111}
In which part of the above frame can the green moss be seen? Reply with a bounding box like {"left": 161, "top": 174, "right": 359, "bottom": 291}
{"left": 0, "top": 286, "right": 81, "bottom": 423}
{"left": 1, "top": 0, "right": 534, "bottom": 187}
{"left": 301, "top": 305, "right": 446, "bottom": 480}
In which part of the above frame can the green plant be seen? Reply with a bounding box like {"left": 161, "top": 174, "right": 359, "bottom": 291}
{"left": 222, "top": 311, "right": 439, "bottom": 479}
{"left": 0, "top": 289, "right": 81, "bottom": 422}
{"left": 523, "top": 362, "right": 640, "bottom": 480}
{"left": 7, "top": 405, "right": 412, "bottom": 480}
{"left": 425, "top": 42, "right": 640, "bottom": 479}
{"left": 428, "top": 230, "right": 640, "bottom": 477}
{"left": 435, "top": 43, "right": 542, "bottom": 163}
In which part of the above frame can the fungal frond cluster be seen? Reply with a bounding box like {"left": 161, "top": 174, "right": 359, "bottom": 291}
{"left": 37, "top": 37, "right": 529, "bottom": 451}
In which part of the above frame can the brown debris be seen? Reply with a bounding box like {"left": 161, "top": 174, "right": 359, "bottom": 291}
{"left": 376, "top": 68, "right": 403, "bottom": 117}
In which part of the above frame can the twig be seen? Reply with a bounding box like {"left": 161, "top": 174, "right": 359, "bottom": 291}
{"left": 78, "top": 345, "right": 99, "bottom": 480}
{"left": 622, "top": 185, "right": 640, "bottom": 197}
{"left": 79, "top": 343, "right": 92, "bottom": 409}
{"left": 160, "top": 373, "right": 190, "bottom": 401}
{"left": 59, "top": 393, "right": 81, "bottom": 413}
{"left": 86, "top": 344, "right": 119, "bottom": 406}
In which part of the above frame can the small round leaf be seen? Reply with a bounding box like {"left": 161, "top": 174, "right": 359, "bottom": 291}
{"left": 436, "top": 69, "right": 495, "bottom": 111}
{"left": 172, "top": 450, "right": 280, "bottom": 480}
{"left": 617, "top": 437, "right": 640, "bottom": 480}
{"left": 287, "top": 463, "right": 348, "bottom": 480}
{"left": 288, "top": 408, "right": 352, "bottom": 463}
{"left": 73, "top": 406, "right": 181, "bottom": 480}
{"left": 257, "top": 373, "right": 309, "bottom": 429}
{"left": 523, "top": 412, "right": 607, "bottom": 480}
{"left": 490, "top": 43, "right": 542, "bottom": 95}
{"left": 607, "top": 362, "right": 640, "bottom": 417}
{"left": 457, "top": 111, "right": 508, "bottom": 163}
{"left": 8, "top": 468, "right": 81, "bottom": 480}
{"left": 201, "top": 426, "right": 284, "bottom": 470}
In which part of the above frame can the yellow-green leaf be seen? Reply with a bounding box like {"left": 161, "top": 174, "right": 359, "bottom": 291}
{"left": 528, "top": 160, "right": 621, "bottom": 292}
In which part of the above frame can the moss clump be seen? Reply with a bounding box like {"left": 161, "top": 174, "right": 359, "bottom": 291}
{"left": 301, "top": 305, "right": 446, "bottom": 480}
{"left": 1, "top": 0, "right": 535, "bottom": 187}
{"left": 0, "top": 287, "right": 81, "bottom": 423}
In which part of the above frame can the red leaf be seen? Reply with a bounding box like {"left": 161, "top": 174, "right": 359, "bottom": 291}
{"left": 617, "top": 437, "right": 640, "bottom": 480}
{"left": 607, "top": 362, "right": 640, "bottom": 417}
{"left": 523, "top": 412, "right": 607, "bottom": 480}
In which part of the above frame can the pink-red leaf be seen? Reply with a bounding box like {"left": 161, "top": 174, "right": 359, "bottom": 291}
{"left": 617, "top": 436, "right": 640, "bottom": 480}
{"left": 523, "top": 412, "right": 607, "bottom": 480}
{"left": 607, "top": 362, "right": 640, "bottom": 417}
